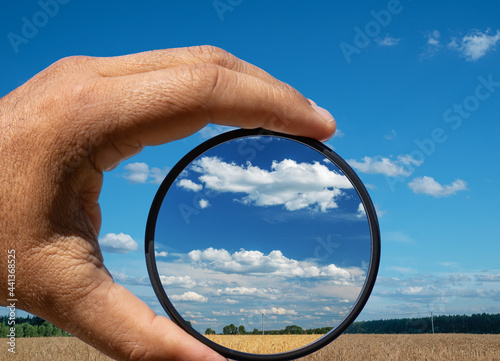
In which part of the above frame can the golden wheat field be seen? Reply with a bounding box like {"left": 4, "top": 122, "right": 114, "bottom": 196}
{"left": 1, "top": 334, "right": 499, "bottom": 361}
{"left": 205, "top": 334, "right": 323, "bottom": 353}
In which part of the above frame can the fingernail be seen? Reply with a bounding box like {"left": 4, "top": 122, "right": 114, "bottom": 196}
{"left": 311, "top": 103, "right": 334, "bottom": 123}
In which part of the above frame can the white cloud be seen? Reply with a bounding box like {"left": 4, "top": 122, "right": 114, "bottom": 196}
{"left": 188, "top": 247, "right": 354, "bottom": 279}
{"left": 99, "top": 233, "right": 138, "bottom": 254}
{"left": 448, "top": 29, "right": 500, "bottom": 61}
{"left": 171, "top": 291, "right": 208, "bottom": 302}
{"left": 348, "top": 155, "right": 422, "bottom": 177}
{"left": 160, "top": 275, "right": 196, "bottom": 288}
{"left": 221, "top": 299, "right": 239, "bottom": 304}
{"left": 242, "top": 307, "right": 298, "bottom": 316}
{"left": 155, "top": 251, "right": 168, "bottom": 257}
{"left": 198, "top": 199, "right": 210, "bottom": 209}
{"left": 177, "top": 178, "right": 203, "bottom": 192}
{"left": 216, "top": 287, "right": 276, "bottom": 297}
{"left": 149, "top": 167, "right": 169, "bottom": 184}
{"left": 376, "top": 35, "right": 401, "bottom": 47}
{"left": 122, "top": 162, "right": 149, "bottom": 183}
{"left": 475, "top": 273, "right": 500, "bottom": 282}
{"left": 356, "top": 203, "right": 366, "bottom": 218}
{"left": 408, "top": 176, "right": 467, "bottom": 197}
{"left": 198, "top": 124, "right": 236, "bottom": 139}
{"left": 122, "top": 162, "right": 169, "bottom": 184}
{"left": 189, "top": 156, "right": 353, "bottom": 213}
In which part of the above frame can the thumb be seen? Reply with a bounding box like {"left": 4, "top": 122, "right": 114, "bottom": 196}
{"left": 49, "top": 276, "right": 226, "bottom": 361}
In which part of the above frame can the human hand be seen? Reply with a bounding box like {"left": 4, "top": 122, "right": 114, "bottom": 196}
{"left": 0, "top": 46, "right": 335, "bottom": 360}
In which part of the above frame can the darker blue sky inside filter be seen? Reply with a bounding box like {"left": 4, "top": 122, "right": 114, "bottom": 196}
{"left": 154, "top": 135, "right": 371, "bottom": 269}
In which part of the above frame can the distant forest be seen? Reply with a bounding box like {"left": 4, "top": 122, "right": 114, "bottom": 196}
{"left": 345, "top": 313, "right": 500, "bottom": 334}
{"left": 0, "top": 315, "right": 72, "bottom": 338}
{"left": 213, "top": 313, "right": 500, "bottom": 336}
{"left": 1, "top": 313, "right": 499, "bottom": 338}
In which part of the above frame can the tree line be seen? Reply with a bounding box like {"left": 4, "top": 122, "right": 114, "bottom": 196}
{"left": 206, "top": 324, "right": 334, "bottom": 335}
{"left": 3, "top": 313, "right": 499, "bottom": 338}
{"left": 208, "top": 313, "right": 500, "bottom": 336}
{"left": 0, "top": 315, "right": 72, "bottom": 338}
{"left": 345, "top": 313, "right": 500, "bottom": 334}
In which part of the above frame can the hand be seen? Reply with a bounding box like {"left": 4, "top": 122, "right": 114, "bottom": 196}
{"left": 0, "top": 46, "right": 335, "bottom": 360}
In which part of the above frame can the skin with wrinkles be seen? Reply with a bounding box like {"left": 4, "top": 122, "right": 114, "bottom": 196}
{"left": 0, "top": 46, "right": 335, "bottom": 361}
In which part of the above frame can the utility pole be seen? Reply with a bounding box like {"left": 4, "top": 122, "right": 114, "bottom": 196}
{"left": 262, "top": 313, "right": 264, "bottom": 335}
{"left": 431, "top": 312, "right": 435, "bottom": 334}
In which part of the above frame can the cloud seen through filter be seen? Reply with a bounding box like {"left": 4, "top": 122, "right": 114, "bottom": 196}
{"left": 184, "top": 156, "right": 353, "bottom": 212}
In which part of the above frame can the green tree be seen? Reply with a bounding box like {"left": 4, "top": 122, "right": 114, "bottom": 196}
{"left": 284, "top": 325, "right": 303, "bottom": 334}
{"left": 24, "top": 324, "right": 37, "bottom": 337}
{"left": 238, "top": 325, "right": 246, "bottom": 335}
{"left": 38, "top": 324, "right": 47, "bottom": 337}
{"left": 205, "top": 328, "right": 216, "bottom": 335}
{"left": 252, "top": 328, "right": 259, "bottom": 335}
{"left": 223, "top": 324, "right": 237, "bottom": 335}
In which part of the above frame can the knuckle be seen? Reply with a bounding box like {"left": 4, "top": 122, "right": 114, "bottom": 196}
{"left": 127, "top": 346, "right": 149, "bottom": 361}
{"left": 48, "top": 55, "right": 96, "bottom": 74}
{"left": 187, "top": 45, "right": 235, "bottom": 68}
{"left": 180, "top": 63, "right": 226, "bottom": 104}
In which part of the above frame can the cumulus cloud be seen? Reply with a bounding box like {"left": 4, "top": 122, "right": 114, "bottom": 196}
{"left": 155, "top": 251, "right": 168, "bottom": 257}
{"left": 376, "top": 35, "right": 401, "bottom": 47}
{"left": 160, "top": 275, "right": 197, "bottom": 288}
{"left": 348, "top": 155, "right": 422, "bottom": 177}
{"left": 408, "top": 176, "right": 467, "bottom": 197}
{"left": 198, "top": 199, "right": 210, "bottom": 209}
{"left": 188, "top": 156, "right": 353, "bottom": 213}
{"left": 188, "top": 247, "right": 354, "bottom": 279}
{"left": 475, "top": 273, "right": 500, "bottom": 282}
{"left": 171, "top": 291, "right": 208, "bottom": 302}
{"left": 448, "top": 29, "right": 500, "bottom": 61}
{"left": 99, "top": 233, "right": 138, "bottom": 254}
{"left": 177, "top": 179, "right": 203, "bottom": 192}
{"left": 122, "top": 162, "right": 169, "bottom": 184}
{"left": 216, "top": 287, "right": 277, "bottom": 297}
{"left": 241, "top": 307, "right": 298, "bottom": 316}
{"left": 356, "top": 203, "right": 366, "bottom": 218}
{"left": 122, "top": 162, "right": 149, "bottom": 183}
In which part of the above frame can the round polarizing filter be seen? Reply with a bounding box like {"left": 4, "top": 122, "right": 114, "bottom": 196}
{"left": 145, "top": 128, "right": 380, "bottom": 361}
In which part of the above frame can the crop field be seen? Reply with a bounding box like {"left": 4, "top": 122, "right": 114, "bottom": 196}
{"left": 205, "top": 334, "right": 323, "bottom": 353}
{"left": 2, "top": 334, "right": 499, "bottom": 360}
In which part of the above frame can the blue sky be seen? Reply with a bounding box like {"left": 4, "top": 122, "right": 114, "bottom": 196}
{"left": 1, "top": 0, "right": 499, "bottom": 336}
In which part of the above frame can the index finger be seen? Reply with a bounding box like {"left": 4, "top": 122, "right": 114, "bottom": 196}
{"left": 84, "top": 46, "right": 289, "bottom": 89}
